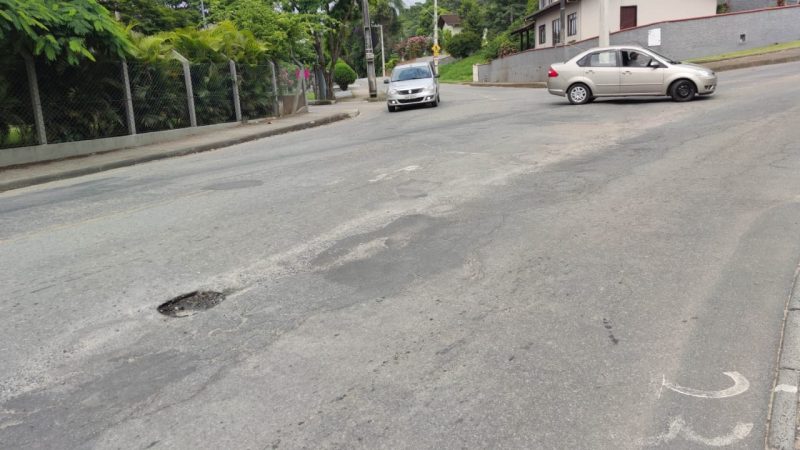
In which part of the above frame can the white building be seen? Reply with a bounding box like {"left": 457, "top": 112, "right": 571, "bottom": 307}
{"left": 513, "top": 0, "right": 717, "bottom": 50}
{"left": 438, "top": 14, "right": 463, "bottom": 36}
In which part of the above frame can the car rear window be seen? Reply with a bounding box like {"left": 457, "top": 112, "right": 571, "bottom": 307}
{"left": 586, "top": 51, "right": 618, "bottom": 68}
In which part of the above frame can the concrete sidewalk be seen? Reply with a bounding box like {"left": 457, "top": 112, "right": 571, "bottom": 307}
{"left": 702, "top": 46, "right": 800, "bottom": 72}
{"left": 0, "top": 107, "right": 359, "bottom": 193}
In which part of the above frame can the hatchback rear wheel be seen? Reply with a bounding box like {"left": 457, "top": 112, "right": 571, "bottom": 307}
{"left": 567, "top": 83, "right": 592, "bottom": 105}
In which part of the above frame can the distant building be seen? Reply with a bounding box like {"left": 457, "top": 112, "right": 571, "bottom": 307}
{"left": 438, "top": 14, "right": 463, "bottom": 36}
{"left": 512, "top": 0, "right": 717, "bottom": 50}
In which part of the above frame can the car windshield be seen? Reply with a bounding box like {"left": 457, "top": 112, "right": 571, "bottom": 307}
{"left": 391, "top": 66, "right": 432, "bottom": 82}
{"left": 646, "top": 48, "right": 681, "bottom": 65}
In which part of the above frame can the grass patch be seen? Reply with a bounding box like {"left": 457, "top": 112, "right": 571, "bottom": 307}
{"left": 688, "top": 40, "right": 800, "bottom": 64}
{"left": 438, "top": 54, "right": 487, "bottom": 83}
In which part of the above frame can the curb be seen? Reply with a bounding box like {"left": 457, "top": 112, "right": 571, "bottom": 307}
{"left": 767, "top": 268, "right": 800, "bottom": 449}
{"left": 466, "top": 82, "right": 547, "bottom": 89}
{"left": 0, "top": 111, "right": 358, "bottom": 193}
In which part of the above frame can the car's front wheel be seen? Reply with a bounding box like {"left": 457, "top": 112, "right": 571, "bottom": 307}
{"left": 388, "top": 105, "right": 397, "bottom": 112}
{"left": 670, "top": 79, "right": 696, "bottom": 102}
{"left": 567, "top": 83, "right": 592, "bottom": 105}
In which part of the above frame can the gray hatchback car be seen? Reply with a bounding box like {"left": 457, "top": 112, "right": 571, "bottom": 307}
{"left": 547, "top": 46, "right": 717, "bottom": 104}
{"left": 385, "top": 62, "right": 440, "bottom": 112}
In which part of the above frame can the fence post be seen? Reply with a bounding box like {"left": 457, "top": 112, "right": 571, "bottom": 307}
{"left": 229, "top": 60, "right": 242, "bottom": 123}
{"left": 300, "top": 67, "right": 309, "bottom": 112}
{"left": 22, "top": 53, "right": 47, "bottom": 145}
{"left": 173, "top": 50, "right": 197, "bottom": 127}
{"left": 270, "top": 61, "right": 280, "bottom": 117}
{"left": 120, "top": 60, "right": 137, "bottom": 135}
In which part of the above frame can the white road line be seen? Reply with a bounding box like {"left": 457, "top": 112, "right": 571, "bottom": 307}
{"left": 662, "top": 371, "right": 749, "bottom": 399}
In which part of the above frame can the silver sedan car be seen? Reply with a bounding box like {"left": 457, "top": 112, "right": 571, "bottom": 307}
{"left": 547, "top": 46, "right": 717, "bottom": 104}
{"left": 384, "top": 62, "right": 440, "bottom": 112}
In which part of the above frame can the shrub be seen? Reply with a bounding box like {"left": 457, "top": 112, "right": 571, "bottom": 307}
{"left": 394, "top": 36, "right": 432, "bottom": 60}
{"left": 333, "top": 61, "right": 357, "bottom": 90}
{"left": 482, "top": 33, "right": 518, "bottom": 59}
{"left": 386, "top": 57, "right": 399, "bottom": 72}
{"left": 446, "top": 31, "right": 481, "bottom": 59}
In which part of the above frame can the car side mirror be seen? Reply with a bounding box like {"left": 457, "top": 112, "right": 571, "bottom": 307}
{"left": 648, "top": 60, "right": 661, "bottom": 68}
{"left": 435, "top": 74, "right": 440, "bottom": 78}
{"left": 383, "top": 79, "right": 389, "bottom": 84}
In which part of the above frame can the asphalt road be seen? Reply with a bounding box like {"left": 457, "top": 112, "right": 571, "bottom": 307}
{"left": 2, "top": 62, "right": 800, "bottom": 449}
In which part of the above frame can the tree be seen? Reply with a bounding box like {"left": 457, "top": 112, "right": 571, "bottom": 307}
{"left": 0, "top": 0, "right": 134, "bottom": 64}
{"left": 278, "top": 0, "right": 363, "bottom": 100}
{"left": 446, "top": 30, "right": 480, "bottom": 58}
{"left": 99, "top": 0, "right": 201, "bottom": 34}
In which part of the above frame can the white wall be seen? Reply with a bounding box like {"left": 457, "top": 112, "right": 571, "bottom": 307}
{"left": 534, "top": 0, "right": 717, "bottom": 48}
{"left": 611, "top": 0, "right": 717, "bottom": 30}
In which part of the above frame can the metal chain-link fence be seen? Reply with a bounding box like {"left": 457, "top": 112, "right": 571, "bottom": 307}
{"left": 238, "top": 64, "right": 277, "bottom": 120}
{"left": 191, "top": 62, "right": 236, "bottom": 126}
{"left": 0, "top": 56, "right": 304, "bottom": 150}
{"left": 36, "top": 59, "right": 129, "bottom": 144}
{"left": 0, "top": 56, "right": 37, "bottom": 149}
{"left": 129, "top": 60, "right": 190, "bottom": 133}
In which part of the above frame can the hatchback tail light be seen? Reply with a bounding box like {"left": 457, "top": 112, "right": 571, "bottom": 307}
{"left": 548, "top": 67, "right": 559, "bottom": 78}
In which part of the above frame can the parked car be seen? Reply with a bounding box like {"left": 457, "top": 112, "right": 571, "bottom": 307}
{"left": 384, "top": 62, "right": 440, "bottom": 112}
{"left": 547, "top": 46, "right": 717, "bottom": 104}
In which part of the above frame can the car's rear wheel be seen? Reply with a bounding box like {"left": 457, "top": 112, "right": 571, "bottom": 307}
{"left": 670, "top": 79, "right": 696, "bottom": 102}
{"left": 567, "top": 83, "right": 592, "bottom": 105}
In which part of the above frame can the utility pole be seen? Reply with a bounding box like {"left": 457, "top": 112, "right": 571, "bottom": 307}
{"left": 361, "top": 0, "right": 377, "bottom": 98}
{"left": 433, "top": 0, "right": 439, "bottom": 75}
{"left": 599, "top": 0, "right": 609, "bottom": 47}
{"left": 374, "top": 24, "right": 386, "bottom": 78}
{"left": 559, "top": 0, "right": 567, "bottom": 60}
{"left": 200, "top": 0, "right": 207, "bottom": 29}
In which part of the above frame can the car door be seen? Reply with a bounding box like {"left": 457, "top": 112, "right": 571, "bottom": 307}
{"left": 580, "top": 50, "right": 620, "bottom": 95}
{"left": 619, "top": 49, "right": 664, "bottom": 94}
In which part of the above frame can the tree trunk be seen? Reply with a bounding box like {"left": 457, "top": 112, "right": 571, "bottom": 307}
{"left": 312, "top": 32, "right": 329, "bottom": 101}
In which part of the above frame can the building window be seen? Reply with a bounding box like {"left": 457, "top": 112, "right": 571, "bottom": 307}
{"left": 539, "top": 24, "right": 546, "bottom": 45}
{"left": 552, "top": 18, "right": 561, "bottom": 44}
{"left": 620, "top": 6, "right": 637, "bottom": 30}
{"left": 567, "top": 13, "right": 577, "bottom": 36}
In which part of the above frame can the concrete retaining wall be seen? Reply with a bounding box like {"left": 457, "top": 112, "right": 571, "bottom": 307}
{"left": 478, "top": 5, "right": 800, "bottom": 83}
{"left": 0, "top": 121, "right": 241, "bottom": 168}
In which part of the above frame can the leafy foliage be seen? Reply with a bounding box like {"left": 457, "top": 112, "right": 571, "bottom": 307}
{"left": 99, "top": 0, "right": 202, "bottom": 34}
{"left": 0, "top": 0, "right": 134, "bottom": 64}
{"left": 333, "top": 60, "right": 357, "bottom": 90}
{"left": 394, "top": 35, "right": 432, "bottom": 60}
{"left": 482, "top": 32, "right": 517, "bottom": 59}
{"left": 446, "top": 30, "right": 481, "bottom": 58}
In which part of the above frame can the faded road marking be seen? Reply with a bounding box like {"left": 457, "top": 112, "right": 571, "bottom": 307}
{"left": 638, "top": 417, "right": 753, "bottom": 447}
{"left": 369, "top": 165, "right": 421, "bottom": 183}
{"left": 774, "top": 384, "right": 798, "bottom": 393}
{"left": 661, "top": 371, "right": 749, "bottom": 399}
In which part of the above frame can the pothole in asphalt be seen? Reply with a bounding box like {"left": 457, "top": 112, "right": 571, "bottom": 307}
{"left": 157, "top": 291, "right": 225, "bottom": 318}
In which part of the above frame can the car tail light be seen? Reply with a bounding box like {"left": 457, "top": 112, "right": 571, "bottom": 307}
{"left": 548, "top": 67, "right": 559, "bottom": 78}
